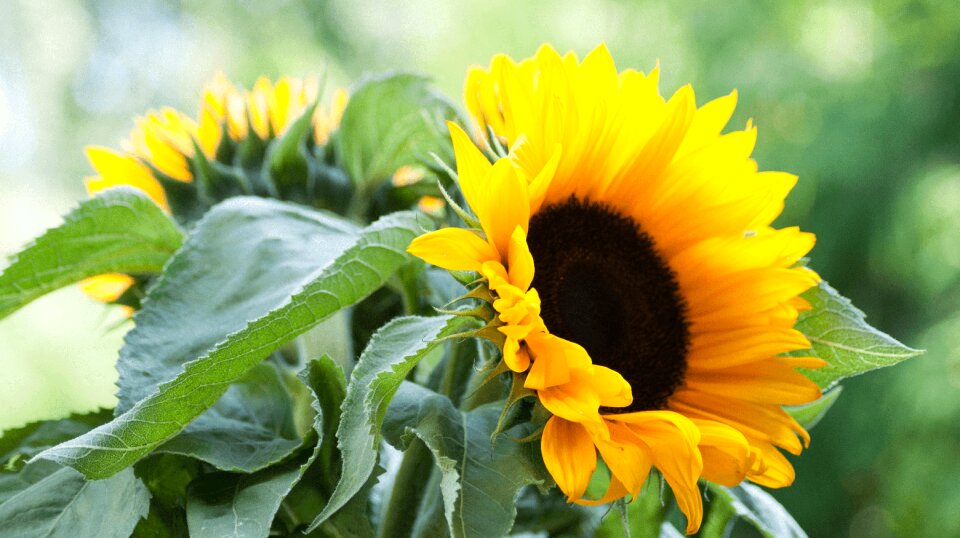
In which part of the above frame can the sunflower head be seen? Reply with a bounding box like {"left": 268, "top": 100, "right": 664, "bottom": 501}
{"left": 80, "top": 74, "right": 352, "bottom": 308}
{"left": 409, "top": 44, "right": 824, "bottom": 534}
{"left": 84, "top": 73, "right": 351, "bottom": 223}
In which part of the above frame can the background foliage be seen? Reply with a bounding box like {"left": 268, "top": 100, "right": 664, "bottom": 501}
{"left": 0, "top": 0, "right": 957, "bottom": 536}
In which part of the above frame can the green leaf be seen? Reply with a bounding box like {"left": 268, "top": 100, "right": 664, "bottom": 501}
{"left": 785, "top": 386, "right": 843, "bottom": 430}
{"left": 382, "top": 382, "right": 552, "bottom": 538}
{"left": 115, "top": 197, "right": 358, "bottom": 411}
{"left": 34, "top": 207, "right": 427, "bottom": 479}
{"left": 337, "top": 73, "right": 458, "bottom": 186}
{"left": 156, "top": 362, "right": 301, "bottom": 473}
{"left": 185, "top": 356, "right": 345, "bottom": 538}
{"left": 702, "top": 483, "right": 807, "bottom": 538}
{"left": 0, "top": 187, "right": 182, "bottom": 319}
{"left": 796, "top": 281, "right": 922, "bottom": 389}
{"left": 0, "top": 409, "right": 112, "bottom": 471}
{"left": 305, "top": 314, "right": 470, "bottom": 532}
{"left": 0, "top": 467, "right": 149, "bottom": 537}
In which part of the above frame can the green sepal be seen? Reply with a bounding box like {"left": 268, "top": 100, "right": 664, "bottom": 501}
{"left": 189, "top": 137, "right": 250, "bottom": 201}
{"left": 266, "top": 101, "right": 318, "bottom": 201}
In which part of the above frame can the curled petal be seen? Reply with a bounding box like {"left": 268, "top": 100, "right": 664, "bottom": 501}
{"left": 507, "top": 226, "right": 535, "bottom": 290}
{"left": 541, "top": 417, "right": 597, "bottom": 501}
{"left": 590, "top": 365, "right": 633, "bottom": 409}
{"left": 502, "top": 337, "right": 530, "bottom": 372}
{"left": 537, "top": 369, "right": 602, "bottom": 424}
{"left": 692, "top": 419, "right": 752, "bottom": 487}
{"left": 616, "top": 411, "right": 704, "bottom": 534}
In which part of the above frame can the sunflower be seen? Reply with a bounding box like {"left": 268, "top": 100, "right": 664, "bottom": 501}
{"left": 408, "top": 44, "right": 824, "bottom": 534}
{"left": 79, "top": 74, "right": 348, "bottom": 304}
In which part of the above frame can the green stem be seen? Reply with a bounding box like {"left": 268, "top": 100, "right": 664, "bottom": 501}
{"left": 377, "top": 440, "right": 436, "bottom": 538}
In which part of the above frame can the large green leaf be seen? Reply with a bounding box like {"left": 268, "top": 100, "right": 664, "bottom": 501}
{"left": 305, "top": 314, "right": 470, "bottom": 532}
{"left": 0, "top": 187, "right": 181, "bottom": 319}
{"left": 796, "top": 281, "right": 922, "bottom": 389}
{"left": 157, "top": 362, "right": 301, "bottom": 473}
{"left": 337, "top": 73, "right": 457, "bottom": 186}
{"left": 115, "top": 197, "right": 358, "bottom": 411}
{"left": 0, "top": 467, "right": 149, "bottom": 537}
{"left": 34, "top": 208, "right": 427, "bottom": 479}
{"left": 382, "top": 382, "right": 552, "bottom": 538}
{"left": 702, "top": 482, "right": 807, "bottom": 538}
{"left": 186, "top": 356, "right": 345, "bottom": 538}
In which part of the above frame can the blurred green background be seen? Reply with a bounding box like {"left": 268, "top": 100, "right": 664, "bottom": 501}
{"left": 0, "top": 0, "right": 957, "bottom": 535}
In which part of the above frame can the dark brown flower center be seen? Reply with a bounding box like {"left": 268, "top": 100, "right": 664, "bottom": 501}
{"left": 527, "top": 197, "right": 690, "bottom": 413}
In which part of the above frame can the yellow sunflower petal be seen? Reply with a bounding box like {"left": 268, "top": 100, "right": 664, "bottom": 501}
{"left": 747, "top": 441, "right": 796, "bottom": 488}
{"left": 591, "top": 365, "right": 633, "bottom": 409}
{"left": 616, "top": 411, "right": 704, "bottom": 534}
{"left": 523, "top": 332, "right": 593, "bottom": 390}
{"left": 407, "top": 227, "right": 497, "bottom": 273}
{"left": 78, "top": 273, "right": 135, "bottom": 303}
{"left": 572, "top": 473, "right": 631, "bottom": 507}
{"left": 541, "top": 416, "right": 598, "bottom": 501}
{"left": 448, "top": 121, "right": 492, "bottom": 216}
{"left": 692, "top": 418, "right": 753, "bottom": 487}
{"left": 670, "top": 390, "right": 809, "bottom": 454}
{"left": 506, "top": 226, "right": 535, "bottom": 290}
{"left": 477, "top": 159, "right": 530, "bottom": 258}
{"left": 537, "top": 369, "right": 602, "bottom": 424}
{"left": 675, "top": 90, "right": 738, "bottom": 158}
{"left": 684, "top": 356, "right": 824, "bottom": 406}
{"left": 502, "top": 337, "right": 530, "bottom": 372}
{"left": 593, "top": 421, "right": 652, "bottom": 497}
{"left": 248, "top": 77, "right": 272, "bottom": 139}
{"left": 84, "top": 147, "right": 169, "bottom": 211}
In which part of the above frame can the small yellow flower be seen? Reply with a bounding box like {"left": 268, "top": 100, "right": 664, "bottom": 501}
{"left": 409, "top": 44, "right": 823, "bottom": 534}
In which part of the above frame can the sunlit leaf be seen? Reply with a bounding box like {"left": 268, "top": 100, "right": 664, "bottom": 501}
{"left": 0, "top": 187, "right": 181, "bottom": 319}
{"left": 796, "top": 281, "right": 922, "bottom": 389}
{"left": 34, "top": 206, "right": 427, "bottom": 479}
{"left": 115, "top": 197, "right": 357, "bottom": 411}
